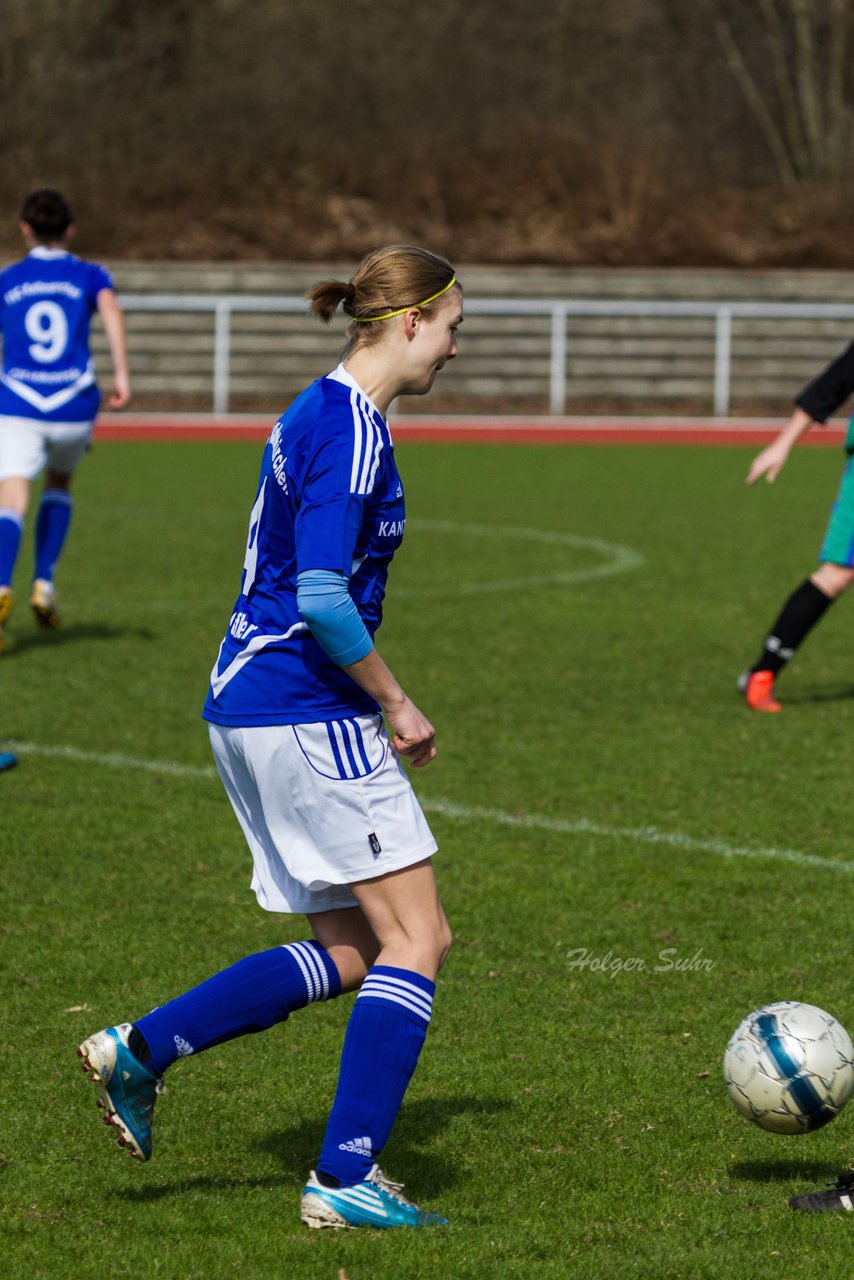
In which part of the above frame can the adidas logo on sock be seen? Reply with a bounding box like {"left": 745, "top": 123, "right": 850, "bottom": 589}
{"left": 173, "top": 1034, "right": 194, "bottom": 1057}
{"left": 338, "top": 1135, "right": 372, "bottom": 1154}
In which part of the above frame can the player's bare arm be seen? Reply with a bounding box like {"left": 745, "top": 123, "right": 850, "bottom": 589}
{"left": 746, "top": 406, "right": 816, "bottom": 485}
{"left": 97, "top": 288, "right": 131, "bottom": 409}
{"left": 342, "top": 646, "right": 436, "bottom": 767}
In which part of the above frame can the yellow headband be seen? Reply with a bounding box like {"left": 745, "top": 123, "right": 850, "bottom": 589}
{"left": 351, "top": 275, "right": 456, "bottom": 322}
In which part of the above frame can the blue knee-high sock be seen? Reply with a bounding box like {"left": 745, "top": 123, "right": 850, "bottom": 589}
{"left": 134, "top": 941, "right": 341, "bottom": 1076}
{"left": 0, "top": 510, "right": 24, "bottom": 586}
{"left": 317, "top": 966, "right": 435, "bottom": 1186}
{"left": 34, "top": 490, "right": 73, "bottom": 582}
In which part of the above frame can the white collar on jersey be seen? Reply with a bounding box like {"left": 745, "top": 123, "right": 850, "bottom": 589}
{"left": 327, "top": 363, "right": 385, "bottom": 422}
{"left": 28, "top": 247, "right": 71, "bottom": 260}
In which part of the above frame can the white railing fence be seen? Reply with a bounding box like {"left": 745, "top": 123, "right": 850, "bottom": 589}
{"left": 120, "top": 295, "right": 854, "bottom": 416}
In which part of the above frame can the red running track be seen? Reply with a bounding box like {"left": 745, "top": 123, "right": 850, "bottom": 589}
{"left": 94, "top": 413, "right": 850, "bottom": 447}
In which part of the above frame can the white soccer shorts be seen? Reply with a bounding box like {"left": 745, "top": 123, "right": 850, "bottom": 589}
{"left": 0, "top": 415, "right": 94, "bottom": 481}
{"left": 208, "top": 714, "right": 438, "bottom": 915}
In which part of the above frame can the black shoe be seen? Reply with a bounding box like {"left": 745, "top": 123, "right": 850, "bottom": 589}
{"left": 790, "top": 1171, "right": 854, "bottom": 1213}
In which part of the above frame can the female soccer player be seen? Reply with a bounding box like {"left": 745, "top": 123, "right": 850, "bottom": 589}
{"left": 78, "top": 245, "right": 463, "bottom": 1230}
{"left": 739, "top": 339, "right": 854, "bottom": 711}
{"left": 0, "top": 189, "right": 130, "bottom": 652}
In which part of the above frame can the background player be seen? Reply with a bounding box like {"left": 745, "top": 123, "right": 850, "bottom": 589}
{"left": 77, "top": 244, "right": 462, "bottom": 1231}
{"left": 0, "top": 189, "right": 130, "bottom": 651}
{"left": 739, "top": 340, "right": 854, "bottom": 711}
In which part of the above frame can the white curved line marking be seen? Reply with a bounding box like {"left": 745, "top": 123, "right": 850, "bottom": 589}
{"left": 4, "top": 739, "right": 848, "bottom": 875}
{"left": 400, "top": 519, "right": 644, "bottom": 595}
{"left": 87, "top": 522, "right": 642, "bottom": 607}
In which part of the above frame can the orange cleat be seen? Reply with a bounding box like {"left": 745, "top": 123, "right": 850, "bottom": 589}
{"left": 738, "top": 669, "right": 782, "bottom": 713}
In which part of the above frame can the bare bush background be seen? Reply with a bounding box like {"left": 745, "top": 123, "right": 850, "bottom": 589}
{"left": 2, "top": 0, "right": 853, "bottom": 265}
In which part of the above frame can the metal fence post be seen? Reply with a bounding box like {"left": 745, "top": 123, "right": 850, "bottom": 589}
{"left": 213, "top": 301, "right": 232, "bottom": 415}
{"left": 714, "top": 307, "right": 732, "bottom": 417}
{"left": 550, "top": 305, "right": 568, "bottom": 415}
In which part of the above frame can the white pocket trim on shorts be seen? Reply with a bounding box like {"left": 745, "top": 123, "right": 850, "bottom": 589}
{"left": 292, "top": 715, "right": 387, "bottom": 781}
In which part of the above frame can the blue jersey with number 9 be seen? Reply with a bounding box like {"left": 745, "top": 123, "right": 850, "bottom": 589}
{"left": 0, "top": 247, "right": 113, "bottom": 422}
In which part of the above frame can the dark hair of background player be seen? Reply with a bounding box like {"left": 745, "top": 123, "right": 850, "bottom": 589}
{"left": 20, "top": 189, "right": 73, "bottom": 243}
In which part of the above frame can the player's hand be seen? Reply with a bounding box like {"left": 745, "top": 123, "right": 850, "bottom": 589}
{"left": 385, "top": 696, "right": 437, "bottom": 768}
{"left": 746, "top": 440, "right": 790, "bottom": 485}
{"left": 107, "top": 371, "right": 131, "bottom": 410}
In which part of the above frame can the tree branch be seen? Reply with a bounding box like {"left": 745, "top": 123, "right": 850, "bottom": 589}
{"left": 788, "top": 0, "right": 823, "bottom": 169}
{"left": 757, "top": 0, "right": 811, "bottom": 176}
{"left": 714, "top": 14, "right": 797, "bottom": 184}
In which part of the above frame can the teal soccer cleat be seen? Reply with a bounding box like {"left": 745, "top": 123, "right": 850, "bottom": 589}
{"left": 300, "top": 1164, "right": 448, "bottom": 1230}
{"left": 77, "top": 1023, "right": 162, "bottom": 1161}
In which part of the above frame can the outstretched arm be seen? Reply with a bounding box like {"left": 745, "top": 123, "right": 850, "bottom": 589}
{"left": 96, "top": 288, "right": 131, "bottom": 410}
{"left": 749, "top": 339, "right": 854, "bottom": 485}
{"left": 746, "top": 407, "right": 816, "bottom": 485}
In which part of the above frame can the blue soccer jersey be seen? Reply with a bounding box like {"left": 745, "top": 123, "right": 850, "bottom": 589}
{"left": 203, "top": 366, "right": 407, "bottom": 727}
{"left": 0, "top": 247, "right": 113, "bottom": 422}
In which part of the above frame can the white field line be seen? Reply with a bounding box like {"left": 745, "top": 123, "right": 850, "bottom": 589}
{"left": 422, "top": 799, "right": 852, "bottom": 874}
{"left": 399, "top": 520, "right": 644, "bottom": 595}
{"left": 82, "top": 520, "right": 642, "bottom": 607}
{"left": 4, "top": 739, "right": 850, "bottom": 875}
{"left": 5, "top": 740, "right": 219, "bottom": 780}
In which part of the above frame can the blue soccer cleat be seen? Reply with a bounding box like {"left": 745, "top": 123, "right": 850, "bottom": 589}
{"left": 77, "top": 1023, "right": 163, "bottom": 1161}
{"left": 300, "top": 1163, "right": 448, "bottom": 1230}
{"left": 0, "top": 752, "right": 17, "bottom": 772}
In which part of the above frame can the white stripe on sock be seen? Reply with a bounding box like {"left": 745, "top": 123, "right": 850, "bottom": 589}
{"left": 359, "top": 977, "right": 433, "bottom": 1018}
{"left": 292, "top": 941, "right": 328, "bottom": 1001}
{"left": 363, "top": 972, "right": 434, "bottom": 1003}
{"left": 282, "top": 942, "right": 316, "bottom": 1001}
{"left": 356, "top": 987, "right": 432, "bottom": 1022}
{"left": 290, "top": 942, "right": 321, "bottom": 999}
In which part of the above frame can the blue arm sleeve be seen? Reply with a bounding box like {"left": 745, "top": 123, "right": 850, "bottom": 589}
{"left": 296, "top": 568, "right": 374, "bottom": 666}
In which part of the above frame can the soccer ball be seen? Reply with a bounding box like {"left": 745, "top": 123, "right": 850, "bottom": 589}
{"left": 723, "top": 1001, "right": 854, "bottom": 1134}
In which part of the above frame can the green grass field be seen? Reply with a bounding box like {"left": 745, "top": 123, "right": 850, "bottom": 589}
{"left": 5, "top": 437, "right": 854, "bottom": 1279}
